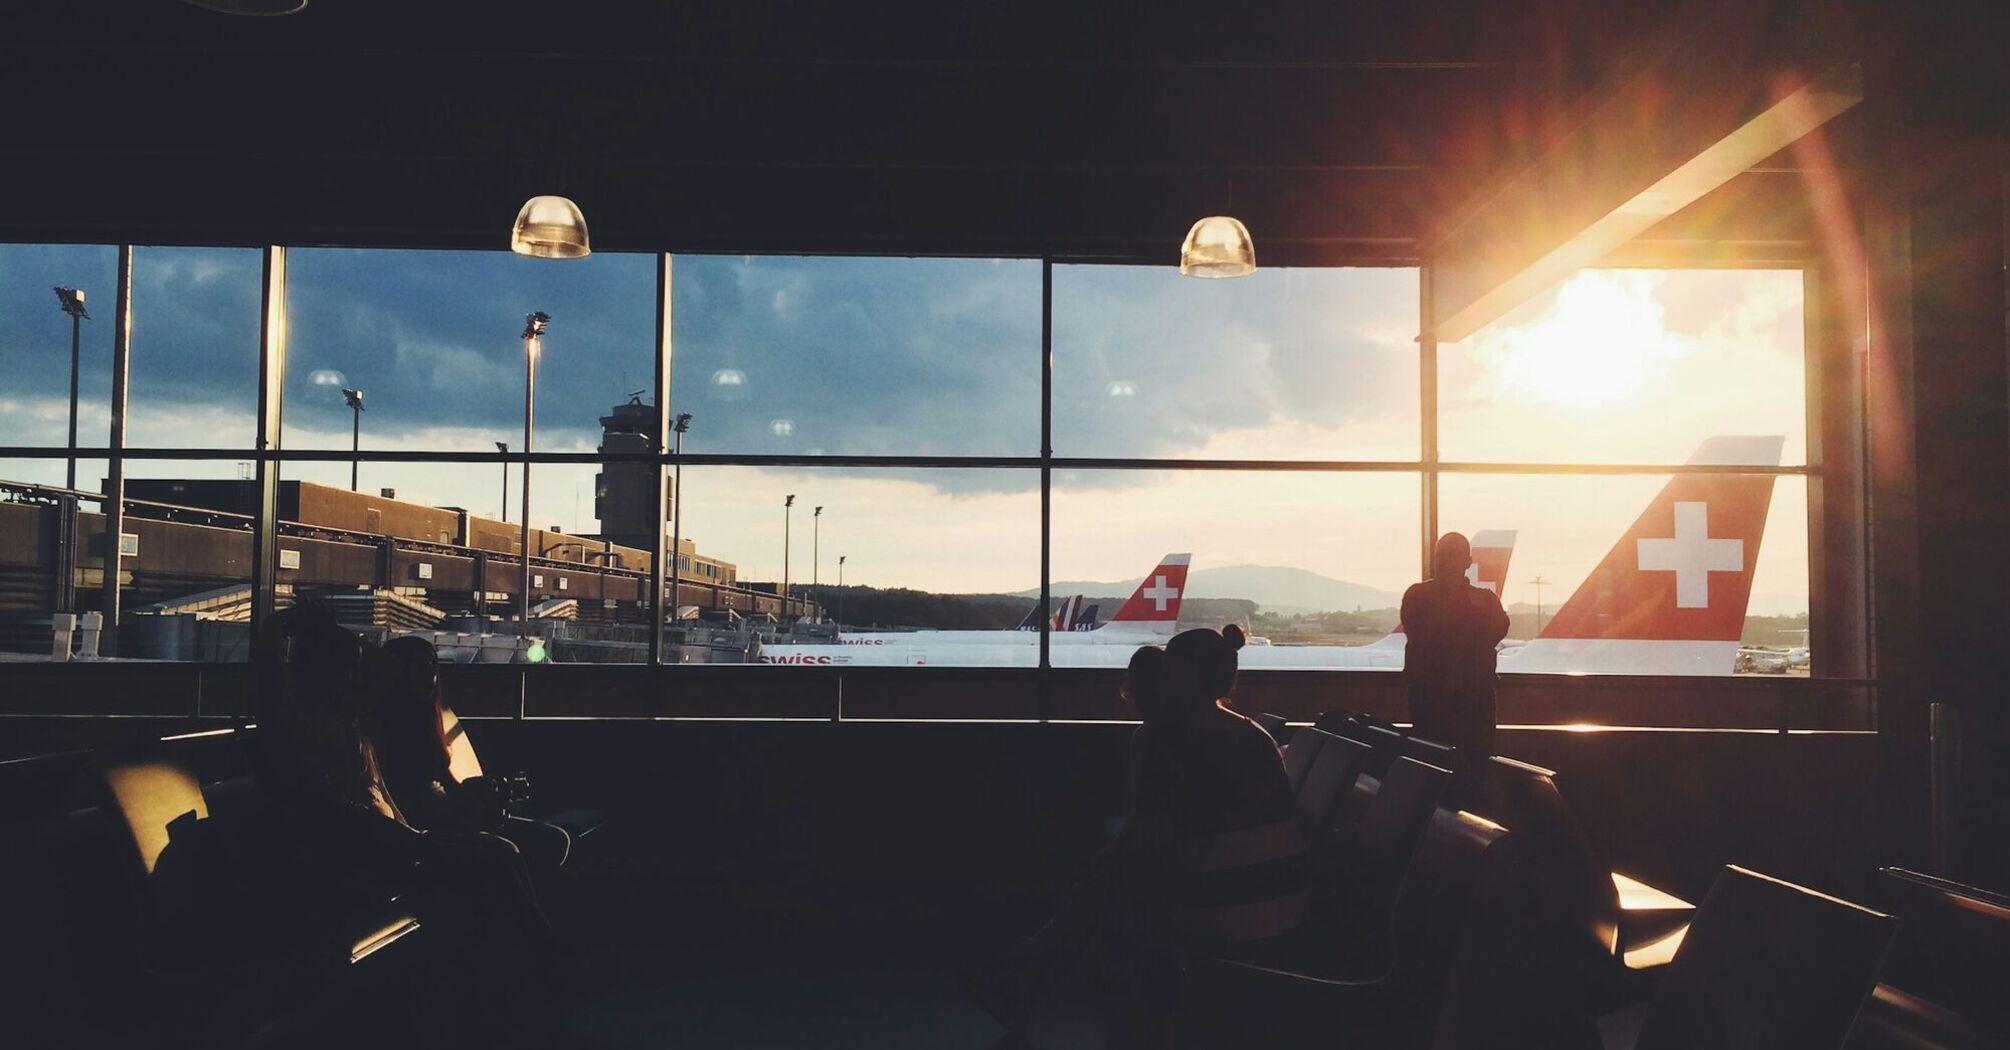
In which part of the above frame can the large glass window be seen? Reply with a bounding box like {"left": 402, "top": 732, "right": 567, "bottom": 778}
{"left": 1053, "top": 265, "right": 1420, "bottom": 460}
{"left": 670, "top": 255, "right": 1042, "bottom": 457}
{"left": 0, "top": 244, "right": 119, "bottom": 452}
{"left": 1050, "top": 471, "right": 1419, "bottom": 669}
{"left": 1438, "top": 474, "right": 1809, "bottom": 676}
{"left": 282, "top": 248, "right": 656, "bottom": 454}
{"left": 1438, "top": 268, "right": 1807, "bottom": 465}
{"left": 128, "top": 246, "right": 263, "bottom": 449}
{"left": 0, "top": 245, "right": 1834, "bottom": 709}
{"left": 663, "top": 465, "right": 1040, "bottom": 669}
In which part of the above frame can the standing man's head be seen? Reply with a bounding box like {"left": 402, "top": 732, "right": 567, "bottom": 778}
{"left": 1432, "top": 532, "right": 1472, "bottom": 584}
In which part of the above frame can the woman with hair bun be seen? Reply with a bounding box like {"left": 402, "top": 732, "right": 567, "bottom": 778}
{"left": 969, "top": 628, "right": 1306, "bottom": 1044}
{"left": 1135, "top": 623, "right": 1309, "bottom": 950}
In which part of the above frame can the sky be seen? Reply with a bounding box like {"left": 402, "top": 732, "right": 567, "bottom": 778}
{"left": 0, "top": 246, "right": 1809, "bottom": 612}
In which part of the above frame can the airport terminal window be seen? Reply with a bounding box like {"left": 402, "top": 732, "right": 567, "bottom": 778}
{"left": 1437, "top": 474, "right": 1811, "bottom": 676}
{"left": 0, "top": 244, "right": 120, "bottom": 451}
{"left": 0, "top": 243, "right": 1836, "bottom": 711}
{"left": 1437, "top": 268, "right": 1808, "bottom": 465}
{"left": 670, "top": 255, "right": 1042, "bottom": 457}
{"left": 1052, "top": 265, "right": 1421, "bottom": 461}
{"left": 1049, "top": 471, "right": 1419, "bottom": 670}
{"left": 661, "top": 466, "right": 1040, "bottom": 667}
{"left": 127, "top": 246, "right": 263, "bottom": 450}
{"left": 281, "top": 248, "right": 657, "bottom": 454}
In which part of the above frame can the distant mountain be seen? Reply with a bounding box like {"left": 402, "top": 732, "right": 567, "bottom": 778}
{"left": 1026, "top": 564, "right": 1403, "bottom": 616}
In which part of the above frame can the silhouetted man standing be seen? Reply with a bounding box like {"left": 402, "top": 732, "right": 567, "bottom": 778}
{"left": 1401, "top": 533, "right": 1510, "bottom": 790}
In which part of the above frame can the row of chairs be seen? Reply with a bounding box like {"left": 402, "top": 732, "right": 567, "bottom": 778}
{"left": 1243, "top": 712, "right": 2010, "bottom": 1049}
{"left": 4, "top": 706, "right": 578, "bottom": 1049}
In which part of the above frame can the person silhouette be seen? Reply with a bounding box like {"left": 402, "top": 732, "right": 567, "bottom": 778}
{"left": 1400, "top": 532, "right": 1511, "bottom": 793}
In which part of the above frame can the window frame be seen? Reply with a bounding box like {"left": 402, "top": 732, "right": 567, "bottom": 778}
{"left": 0, "top": 240, "right": 1862, "bottom": 730}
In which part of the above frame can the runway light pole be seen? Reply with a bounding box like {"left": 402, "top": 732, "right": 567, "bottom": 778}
{"left": 342, "top": 388, "right": 365, "bottom": 491}
{"left": 496, "top": 441, "right": 509, "bottom": 522}
{"left": 53, "top": 287, "right": 89, "bottom": 491}
{"left": 782, "top": 494, "right": 795, "bottom": 623}
{"left": 670, "top": 413, "right": 691, "bottom": 623}
{"left": 812, "top": 505, "right": 822, "bottom": 622}
{"left": 519, "top": 312, "right": 549, "bottom": 651}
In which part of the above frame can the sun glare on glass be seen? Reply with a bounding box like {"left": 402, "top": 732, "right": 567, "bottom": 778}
{"left": 1469, "top": 270, "right": 1682, "bottom": 411}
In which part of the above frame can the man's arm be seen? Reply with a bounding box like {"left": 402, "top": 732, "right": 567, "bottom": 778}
{"left": 1478, "top": 587, "right": 1510, "bottom": 645}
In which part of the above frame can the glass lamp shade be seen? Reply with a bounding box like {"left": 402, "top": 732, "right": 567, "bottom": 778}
{"left": 511, "top": 196, "right": 592, "bottom": 259}
{"left": 1179, "top": 215, "right": 1257, "bottom": 278}
{"left": 182, "top": 0, "right": 308, "bottom": 13}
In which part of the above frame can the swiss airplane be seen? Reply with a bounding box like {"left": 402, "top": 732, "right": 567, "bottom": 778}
{"left": 755, "top": 554, "right": 1192, "bottom": 666}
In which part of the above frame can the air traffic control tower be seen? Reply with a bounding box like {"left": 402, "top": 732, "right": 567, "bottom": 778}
{"left": 594, "top": 397, "right": 668, "bottom": 555}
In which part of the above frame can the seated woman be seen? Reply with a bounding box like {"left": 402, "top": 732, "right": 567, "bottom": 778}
{"left": 1133, "top": 624, "right": 1309, "bottom": 953}
{"left": 251, "top": 608, "right": 559, "bottom": 1001}
{"left": 980, "top": 632, "right": 1308, "bottom": 1043}
{"left": 376, "top": 635, "right": 572, "bottom": 881}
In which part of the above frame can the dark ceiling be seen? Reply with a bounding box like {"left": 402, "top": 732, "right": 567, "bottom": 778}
{"left": 0, "top": 0, "right": 1815, "bottom": 261}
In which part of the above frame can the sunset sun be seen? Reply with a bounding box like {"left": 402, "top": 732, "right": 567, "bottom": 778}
{"left": 1471, "top": 269, "right": 1682, "bottom": 411}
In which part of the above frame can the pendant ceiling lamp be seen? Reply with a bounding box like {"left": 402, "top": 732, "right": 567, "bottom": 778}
{"left": 181, "top": 0, "right": 308, "bottom": 14}
{"left": 1179, "top": 215, "right": 1256, "bottom": 278}
{"left": 511, "top": 195, "right": 592, "bottom": 259}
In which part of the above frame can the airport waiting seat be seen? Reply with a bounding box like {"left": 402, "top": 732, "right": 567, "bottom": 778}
{"left": 1350, "top": 758, "right": 1454, "bottom": 914}
{"left": 1184, "top": 807, "right": 1548, "bottom": 1049}
{"left": 94, "top": 753, "right": 428, "bottom": 1048}
{"left": 1281, "top": 723, "right": 1328, "bottom": 794}
{"left": 1293, "top": 732, "right": 1373, "bottom": 834}
{"left": 1312, "top": 757, "right": 1455, "bottom": 976}
{"left": 1845, "top": 867, "right": 2010, "bottom": 1049}
{"left": 1478, "top": 759, "right": 1620, "bottom": 963}
{"left": 1253, "top": 711, "right": 1290, "bottom": 744}
{"left": 1619, "top": 866, "right": 1897, "bottom": 1050}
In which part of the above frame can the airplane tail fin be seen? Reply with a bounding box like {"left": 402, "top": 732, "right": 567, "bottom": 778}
{"left": 1098, "top": 554, "right": 1191, "bottom": 635}
{"left": 1502, "top": 435, "right": 1784, "bottom": 675}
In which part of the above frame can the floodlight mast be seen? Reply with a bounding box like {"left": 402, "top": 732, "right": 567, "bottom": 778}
{"left": 669, "top": 413, "right": 692, "bottom": 636}
{"left": 342, "top": 388, "right": 364, "bottom": 490}
{"left": 496, "top": 441, "right": 510, "bottom": 522}
{"left": 53, "top": 287, "right": 89, "bottom": 490}
{"left": 519, "top": 312, "right": 549, "bottom": 652}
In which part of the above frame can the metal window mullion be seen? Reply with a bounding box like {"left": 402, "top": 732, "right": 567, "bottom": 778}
{"left": 1420, "top": 262, "right": 1439, "bottom": 577}
{"left": 98, "top": 246, "right": 133, "bottom": 657}
{"left": 250, "top": 246, "right": 287, "bottom": 656}
{"left": 1039, "top": 257, "right": 1054, "bottom": 720}
{"left": 648, "top": 253, "right": 673, "bottom": 665}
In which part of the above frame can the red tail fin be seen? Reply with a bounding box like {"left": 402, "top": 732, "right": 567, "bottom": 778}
{"left": 1105, "top": 554, "right": 1191, "bottom": 631}
{"left": 1538, "top": 436, "right": 1782, "bottom": 643}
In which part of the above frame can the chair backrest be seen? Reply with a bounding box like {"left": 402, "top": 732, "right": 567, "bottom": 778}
{"left": 1637, "top": 866, "right": 1898, "bottom": 1050}
{"left": 1294, "top": 733, "right": 1373, "bottom": 833}
{"left": 1359, "top": 758, "right": 1452, "bottom": 881}
{"left": 1384, "top": 808, "right": 1519, "bottom": 1034}
{"left": 1871, "top": 867, "right": 2010, "bottom": 1037}
{"left": 99, "top": 757, "right": 209, "bottom": 875}
{"left": 1477, "top": 756, "right": 1621, "bottom": 962}
{"left": 1402, "top": 734, "right": 1460, "bottom": 774}
{"left": 440, "top": 704, "right": 484, "bottom": 781}
{"left": 1280, "top": 723, "right": 1328, "bottom": 794}
{"left": 1251, "top": 712, "right": 1288, "bottom": 744}
{"left": 1357, "top": 723, "right": 1407, "bottom": 779}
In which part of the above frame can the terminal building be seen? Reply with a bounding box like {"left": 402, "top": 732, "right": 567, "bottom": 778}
{"left": 3, "top": 2, "right": 2009, "bottom": 1048}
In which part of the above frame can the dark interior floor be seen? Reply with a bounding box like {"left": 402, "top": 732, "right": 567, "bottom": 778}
{"left": 549, "top": 835, "right": 1047, "bottom": 1049}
